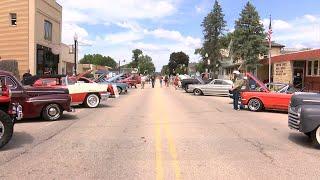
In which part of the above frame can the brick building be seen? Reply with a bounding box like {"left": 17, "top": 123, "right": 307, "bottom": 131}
{"left": 264, "top": 49, "right": 320, "bottom": 91}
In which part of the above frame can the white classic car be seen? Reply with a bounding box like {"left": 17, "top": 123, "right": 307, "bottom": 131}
{"left": 31, "top": 75, "right": 111, "bottom": 108}
{"left": 187, "top": 79, "right": 233, "bottom": 96}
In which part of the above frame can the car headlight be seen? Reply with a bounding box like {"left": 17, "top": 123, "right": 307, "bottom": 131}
{"left": 297, "top": 106, "right": 302, "bottom": 118}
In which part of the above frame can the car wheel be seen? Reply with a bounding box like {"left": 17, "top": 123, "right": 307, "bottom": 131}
{"left": 84, "top": 94, "right": 100, "bottom": 108}
{"left": 117, "top": 87, "right": 123, "bottom": 94}
{"left": 311, "top": 126, "right": 320, "bottom": 148}
{"left": 0, "top": 110, "right": 13, "bottom": 149}
{"left": 194, "top": 89, "right": 203, "bottom": 96}
{"left": 42, "top": 104, "right": 62, "bottom": 121}
{"left": 184, "top": 85, "right": 189, "bottom": 92}
{"left": 248, "top": 98, "right": 263, "bottom": 112}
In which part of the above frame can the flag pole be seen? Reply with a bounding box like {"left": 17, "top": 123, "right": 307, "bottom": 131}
{"left": 268, "top": 15, "right": 272, "bottom": 84}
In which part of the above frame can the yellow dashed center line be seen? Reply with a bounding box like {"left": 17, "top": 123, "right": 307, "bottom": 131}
{"left": 154, "top": 88, "right": 181, "bottom": 180}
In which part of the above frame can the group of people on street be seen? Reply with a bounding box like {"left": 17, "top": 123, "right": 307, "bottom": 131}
{"left": 139, "top": 74, "right": 181, "bottom": 89}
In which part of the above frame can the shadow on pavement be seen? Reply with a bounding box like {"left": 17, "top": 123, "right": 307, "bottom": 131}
{"left": 288, "top": 133, "right": 313, "bottom": 149}
{"left": 15, "top": 114, "right": 78, "bottom": 124}
{"left": 1, "top": 132, "right": 34, "bottom": 151}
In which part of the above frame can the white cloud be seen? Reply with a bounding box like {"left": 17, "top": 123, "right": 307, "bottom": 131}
{"left": 57, "top": 0, "right": 177, "bottom": 24}
{"left": 304, "top": 14, "right": 317, "bottom": 22}
{"left": 57, "top": 0, "right": 202, "bottom": 71}
{"left": 105, "top": 31, "right": 143, "bottom": 44}
{"left": 263, "top": 14, "right": 320, "bottom": 49}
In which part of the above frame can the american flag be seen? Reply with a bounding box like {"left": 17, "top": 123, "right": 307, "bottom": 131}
{"left": 267, "top": 15, "right": 273, "bottom": 46}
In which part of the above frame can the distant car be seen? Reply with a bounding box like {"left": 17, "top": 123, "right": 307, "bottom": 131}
{"left": 4, "top": 72, "right": 72, "bottom": 121}
{"left": 288, "top": 93, "right": 320, "bottom": 147}
{"left": 119, "top": 75, "right": 139, "bottom": 88}
{"left": 96, "top": 74, "right": 128, "bottom": 94}
{"left": 241, "top": 73, "right": 295, "bottom": 112}
{"left": 188, "top": 79, "right": 233, "bottom": 96}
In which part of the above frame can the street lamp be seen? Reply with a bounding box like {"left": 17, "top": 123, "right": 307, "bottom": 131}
{"left": 119, "top": 60, "right": 126, "bottom": 74}
{"left": 73, "top": 33, "right": 78, "bottom": 75}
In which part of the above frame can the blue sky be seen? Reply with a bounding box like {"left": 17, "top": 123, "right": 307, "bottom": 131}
{"left": 57, "top": 0, "right": 320, "bottom": 71}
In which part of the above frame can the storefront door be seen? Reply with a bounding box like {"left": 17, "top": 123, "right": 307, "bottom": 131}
{"left": 293, "top": 61, "right": 305, "bottom": 89}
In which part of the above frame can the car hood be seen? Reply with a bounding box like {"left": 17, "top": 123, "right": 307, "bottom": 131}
{"left": 291, "top": 92, "right": 320, "bottom": 107}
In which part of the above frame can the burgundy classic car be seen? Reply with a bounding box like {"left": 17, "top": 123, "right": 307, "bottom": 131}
{"left": 0, "top": 81, "right": 23, "bottom": 148}
{"left": 0, "top": 71, "right": 72, "bottom": 121}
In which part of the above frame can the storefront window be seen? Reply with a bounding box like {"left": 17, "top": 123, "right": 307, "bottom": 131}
{"left": 307, "top": 61, "right": 312, "bottom": 76}
{"left": 314, "top": 60, "right": 319, "bottom": 76}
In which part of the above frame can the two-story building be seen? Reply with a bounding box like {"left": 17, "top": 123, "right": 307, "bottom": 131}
{"left": 0, "top": 0, "right": 64, "bottom": 76}
{"left": 218, "top": 41, "right": 285, "bottom": 81}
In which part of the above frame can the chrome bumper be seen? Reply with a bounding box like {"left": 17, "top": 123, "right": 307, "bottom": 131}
{"left": 100, "top": 93, "right": 110, "bottom": 101}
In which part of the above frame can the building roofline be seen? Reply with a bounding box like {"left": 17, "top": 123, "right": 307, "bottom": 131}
{"left": 262, "top": 48, "right": 320, "bottom": 64}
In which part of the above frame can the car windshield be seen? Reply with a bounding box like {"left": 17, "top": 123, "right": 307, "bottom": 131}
{"left": 267, "top": 84, "right": 287, "bottom": 92}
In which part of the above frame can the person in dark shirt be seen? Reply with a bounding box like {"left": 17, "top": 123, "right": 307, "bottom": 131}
{"left": 22, "top": 69, "right": 32, "bottom": 79}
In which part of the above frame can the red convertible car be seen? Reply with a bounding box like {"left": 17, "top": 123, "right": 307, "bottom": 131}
{"left": 241, "top": 73, "right": 294, "bottom": 112}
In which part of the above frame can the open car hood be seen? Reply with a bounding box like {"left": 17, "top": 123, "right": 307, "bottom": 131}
{"left": 245, "top": 73, "right": 269, "bottom": 92}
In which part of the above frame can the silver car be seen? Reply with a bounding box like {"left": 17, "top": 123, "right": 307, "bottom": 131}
{"left": 188, "top": 79, "right": 233, "bottom": 96}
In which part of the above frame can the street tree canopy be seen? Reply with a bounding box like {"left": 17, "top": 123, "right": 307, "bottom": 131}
{"left": 168, "top": 51, "right": 189, "bottom": 75}
{"left": 80, "top": 54, "right": 117, "bottom": 69}
{"left": 200, "top": 0, "right": 226, "bottom": 72}
{"left": 232, "top": 2, "right": 267, "bottom": 72}
{"left": 131, "top": 49, "right": 143, "bottom": 68}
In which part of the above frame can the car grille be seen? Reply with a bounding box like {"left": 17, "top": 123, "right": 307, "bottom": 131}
{"left": 288, "top": 108, "right": 300, "bottom": 130}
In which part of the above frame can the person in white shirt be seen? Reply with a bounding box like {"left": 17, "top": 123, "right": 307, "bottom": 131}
{"left": 141, "top": 75, "right": 146, "bottom": 89}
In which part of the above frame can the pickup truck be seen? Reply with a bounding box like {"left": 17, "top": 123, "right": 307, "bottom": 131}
{"left": 0, "top": 82, "right": 23, "bottom": 148}
{"left": 288, "top": 92, "right": 320, "bottom": 148}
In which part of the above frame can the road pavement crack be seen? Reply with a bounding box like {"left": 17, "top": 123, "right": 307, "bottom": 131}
{"left": 222, "top": 123, "right": 276, "bottom": 165}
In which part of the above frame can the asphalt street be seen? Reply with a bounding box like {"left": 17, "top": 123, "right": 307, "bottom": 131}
{"left": 0, "top": 83, "right": 319, "bottom": 179}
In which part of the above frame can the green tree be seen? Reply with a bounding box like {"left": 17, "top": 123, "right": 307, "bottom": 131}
{"left": 161, "top": 65, "right": 169, "bottom": 75}
{"left": 168, "top": 51, "right": 189, "bottom": 74}
{"left": 131, "top": 49, "right": 143, "bottom": 68}
{"left": 138, "top": 55, "right": 155, "bottom": 74}
{"left": 232, "top": 2, "right": 267, "bottom": 72}
{"left": 79, "top": 54, "right": 117, "bottom": 69}
{"left": 201, "top": 0, "right": 226, "bottom": 73}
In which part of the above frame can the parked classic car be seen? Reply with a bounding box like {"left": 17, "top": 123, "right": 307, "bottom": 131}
{"left": 27, "top": 75, "right": 110, "bottom": 108}
{"left": 1, "top": 71, "right": 72, "bottom": 121}
{"left": 0, "top": 83, "right": 23, "bottom": 148}
{"left": 76, "top": 76, "right": 120, "bottom": 98}
{"left": 119, "top": 75, "right": 139, "bottom": 88}
{"left": 288, "top": 93, "right": 320, "bottom": 147}
{"left": 241, "top": 73, "right": 295, "bottom": 112}
{"left": 188, "top": 79, "right": 233, "bottom": 96}
{"left": 96, "top": 74, "right": 128, "bottom": 94}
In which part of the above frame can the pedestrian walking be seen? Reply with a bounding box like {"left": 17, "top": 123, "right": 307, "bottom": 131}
{"left": 164, "top": 75, "right": 169, "bottom": 87}
{"left": 151, "top": 75, "right": 156, "bottom": 88}
{"left": 231, "top": 70, "right": 245, "bottom": 111}
{"left": 174, "top": 75, "right": 180, "bottom": 90}
{"left": 159, "top": 75, "right": 163, "bottom": 88}
{"left": 141, "top": 75, "right": 146, "bottom": 89}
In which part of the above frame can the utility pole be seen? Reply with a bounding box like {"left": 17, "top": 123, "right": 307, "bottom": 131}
{"left": 73, "top": 33, "right": 78, "bottom": 76}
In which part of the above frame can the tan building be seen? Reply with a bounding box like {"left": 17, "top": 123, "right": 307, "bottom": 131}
{"left": 59, "top": 43, "right": 74, "bottom": 75}
{"left": 0, "top": 0, "right": 62, "bottom": 76}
